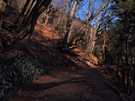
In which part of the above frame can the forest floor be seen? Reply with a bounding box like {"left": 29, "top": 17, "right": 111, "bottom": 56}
{"left": 9, "top": 23, "right": 121, "bottom": 101}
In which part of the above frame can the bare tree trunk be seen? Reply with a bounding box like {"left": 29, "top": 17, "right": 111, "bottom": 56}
{"left": 62, "top": 0, "right": 78, "bottom": 46}
{"left": 14, "top": 0, "right": 30, "bottom": 24}
{"left": 89, "top": 28, "right": 97, "bottom": 52}
{"left": 84, "top": 0, "right": 92, "bottom": 49}
{"left": 20, "top": 0, "right": 52, "bottom": 45}
{"left": 103, "top": 11, "right": 108, "bottom": 63}
{"left": 23, "top": 0, "right": 42, "bottom": 26}
{"left": 22, "top": 0, "right": 36, "bottom": 24}
{"left": 87, "top": 13, "right": 100, "bottom": 53}
{"left": 86, "top": 20, "right": 94, "bottom": 50}
{"left": 44, "top": 13, "right": 49, "bottom": 25}
{"left": 0, "top": 0, "right": 6, "bottom": 52}
{"left": 86, "top": 1, "right": 104, "bottom": 53}
{"left": 44, "top": 5, "right": 52, "bottom": 26}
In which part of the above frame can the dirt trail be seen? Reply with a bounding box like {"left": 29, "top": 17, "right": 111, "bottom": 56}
{"left": 12, "top": 23, "right": 120, "bottom": 101}
{"left": 12, "top": 68, "right": 120, "bottom": 101}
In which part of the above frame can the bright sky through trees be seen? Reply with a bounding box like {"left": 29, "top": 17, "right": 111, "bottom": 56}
{"left": 76, "top": 0, "right": 102, "bottom": 20}
{"left": 51, "top": 0, "right": 103, "bottom": 20}
{"left": 51, "top": 0, "right": 112, "bottom": 27}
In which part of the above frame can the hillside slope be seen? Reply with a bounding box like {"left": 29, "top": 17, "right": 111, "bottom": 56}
{"left": 10, "top": 23, "right": 121, "bottom": 101}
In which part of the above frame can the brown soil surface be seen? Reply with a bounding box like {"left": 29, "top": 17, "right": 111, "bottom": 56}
{"left": 12, "top": 68, "right": 120, "bottom": 101}
{"left": 11, "top": 23, "right": 120, "bottom": 101}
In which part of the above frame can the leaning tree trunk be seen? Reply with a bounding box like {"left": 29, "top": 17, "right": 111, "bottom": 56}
{"left": 22, "top": 0, "right": 36, "bottom": 25}
{"left": 86, "top": 1, "right": 104, "bottom": 53}
{"left": 86, "top": 13, "right": 100, "bottom": 53}
{"left": 84, "top": 0, "right": 92, "bottom": 50}
{"left": 23, "top": 0, "right": 42, "bottom": 27}
{"left": 14, "top": 0, "right": 30, "bottom": 25}
{"left": 20, "top": 0, "right": 52, "bottom": 45}
{"left": 0, "top": 0, "right": 6, "bottom": 52}
{"left": 62, "top": 0, "right": 78, "bottom": 46}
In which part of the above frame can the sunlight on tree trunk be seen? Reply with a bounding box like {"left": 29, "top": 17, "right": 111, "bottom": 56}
{"left": 62, "top": 0, "right": 78, "bottom": 46}
{"left": 87, "top": 8, "right": 100, "bottom": 53}
{"left": 84, "top": 0, "right": 92, "bottom": 49}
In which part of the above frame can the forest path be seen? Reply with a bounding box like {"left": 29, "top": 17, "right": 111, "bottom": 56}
{"left": 12, "top": 67, "right": 119, "bottom": 101}
{"left": 12, "top": 23, "right": 120, "bottom": 101}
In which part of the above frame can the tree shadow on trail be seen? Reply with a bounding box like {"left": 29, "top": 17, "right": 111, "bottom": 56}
{"left": 13, "top": 66, "right": 121, "bottom": 101}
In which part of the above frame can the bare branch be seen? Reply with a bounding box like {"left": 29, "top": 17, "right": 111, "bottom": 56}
{"left": 69, "top": 0, "right": 112, "bottom": 45}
